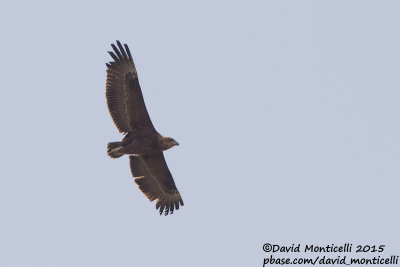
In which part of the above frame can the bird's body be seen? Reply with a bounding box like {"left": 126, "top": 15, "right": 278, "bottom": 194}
{"left": 122, "top": 130, "right": 163, "bottom": 155}
{"left": 105, "top": 41, "right": 183, "bottom": 215}
{"left": 108, "top": 130, "right": 178, "bottom": 157}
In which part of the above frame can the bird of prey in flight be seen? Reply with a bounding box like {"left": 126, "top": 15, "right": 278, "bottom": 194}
{"left": 105, "top": 41, "right": 183, "bottom": 215}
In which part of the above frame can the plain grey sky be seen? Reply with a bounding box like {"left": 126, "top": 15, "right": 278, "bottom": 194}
{"left": 0, "top": 1, "right": 399, "bottom": 266}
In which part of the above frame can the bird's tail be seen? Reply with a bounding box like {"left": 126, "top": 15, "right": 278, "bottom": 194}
{"left": 107, "top": 142, "right": 124, "bottom": 158}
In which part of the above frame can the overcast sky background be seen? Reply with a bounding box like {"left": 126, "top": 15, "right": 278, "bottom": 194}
{"left": 0, "top": 1, "right": 399, "bottom": 266}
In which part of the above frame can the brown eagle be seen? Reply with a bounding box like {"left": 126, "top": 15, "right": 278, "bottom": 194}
{"left": 105, "top": 41, "right": 183, "bottom": 215}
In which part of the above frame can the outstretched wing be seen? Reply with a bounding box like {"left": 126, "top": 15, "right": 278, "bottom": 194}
{"left": 106, "top": 41, "right": 155, "bottom": 133}
{"left": 129, "top": 153, "right": 184, "bottom": 215}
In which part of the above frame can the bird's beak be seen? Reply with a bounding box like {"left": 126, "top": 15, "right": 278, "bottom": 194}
{"left": 174, "top": 141, "right": 180, "bottom": 146}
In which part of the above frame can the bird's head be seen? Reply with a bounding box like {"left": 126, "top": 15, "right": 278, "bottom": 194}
{"left": 163, "top": 137, "right": 179, "bottom": 151}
